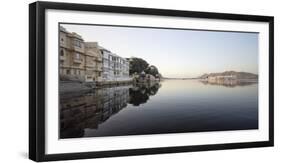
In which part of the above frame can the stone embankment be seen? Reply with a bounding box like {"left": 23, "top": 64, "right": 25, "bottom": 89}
{"left": 59, "top": 81, "right": 93, "bottom": 96}
{"left": 60, "top": 79, "right": 134, "bottom": 95}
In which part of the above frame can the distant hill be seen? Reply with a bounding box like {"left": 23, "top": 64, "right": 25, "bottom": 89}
{"left": 199, "top": 71, "right": 258, "bottom": 79}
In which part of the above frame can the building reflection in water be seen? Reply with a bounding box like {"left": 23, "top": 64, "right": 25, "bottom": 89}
{"left": 60, "top": 82, "right": 161, "bottom": 139}
{"left": 200, "top": 79, "right": 257, "bottom": 87}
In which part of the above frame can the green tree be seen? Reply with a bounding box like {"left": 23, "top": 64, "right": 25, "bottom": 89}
{"left": 145, "top": 65, "right": 159, "bottom": 77}
{"left": 128, "top": 57, "right": 149, "bottom": 75}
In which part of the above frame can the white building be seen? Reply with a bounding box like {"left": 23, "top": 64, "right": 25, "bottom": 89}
{"left": 99, "top": 46, "right": 130, "bottom": 82}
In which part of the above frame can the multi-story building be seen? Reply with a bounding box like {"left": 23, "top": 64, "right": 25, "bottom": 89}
{"left": 85, "top": 42, "right": 103, "bottom": 82}
{"left": 122, "top": 58, "right": 130, "bottom": 79}
{"left": 59, "top": 26, "right": 86, "bottom": 81}
{"left": 111, "top": 53, "right": 121, "bottom": 79}
{"left": 99, "top": 47, "right": 112, "bottom": 81}
{"left": 99, "top": 47, "right": 130, "bottom": 82}
{"left": 60, "top": 26, "right": 131, "bottom": 83}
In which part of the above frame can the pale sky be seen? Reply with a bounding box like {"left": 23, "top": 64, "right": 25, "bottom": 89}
{"left": 61, "top": 24, "right": 258, "bottom": 78}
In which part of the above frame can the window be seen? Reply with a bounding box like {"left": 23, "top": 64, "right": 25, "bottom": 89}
{"left": 75, "top": 53, "right": 80, "bottom": 59}
{"left": 66, "top": 70, "right": 70, "bottom": 75}
{"left": 74, "top": 39, "right": 82, "bottom": 47}
{"left": 60, "top": 49, "right": 64, "bottom": 56}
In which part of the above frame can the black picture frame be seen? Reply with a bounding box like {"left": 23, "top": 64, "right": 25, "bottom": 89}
{"left": 29, "top": 1, "right": 274, "bottom": 162}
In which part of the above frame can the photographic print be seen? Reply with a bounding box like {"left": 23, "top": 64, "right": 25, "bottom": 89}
{"left": 29, "top": 2, "right": 273, "bottom": 161}
{"left": 59, "top": 24, "right": 259, "bottom": 139}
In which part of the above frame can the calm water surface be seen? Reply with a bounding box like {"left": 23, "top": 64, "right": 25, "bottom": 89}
{"left": 60, "top": 80, "right": 258, "bottom": 139}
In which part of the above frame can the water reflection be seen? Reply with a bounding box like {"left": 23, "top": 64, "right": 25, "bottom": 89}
{"left": 60, "top": 80, "right": 258, "bottom": 139}
{"left": 60, "top": 85, "right": 130, "bottom": 138}
{"left": 200, "top": 79, "right": 258, "bottom": 87}
{"left": 60, "top": 83, "right": 161, "bottom": 138}
{"left": 129, "top": 82, "right": 161, "bottom": 106}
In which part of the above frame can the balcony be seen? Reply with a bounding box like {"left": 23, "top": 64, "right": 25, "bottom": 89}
{"left": 60, "top": 56, "right": 66, "bottom": 60}
{"left": 73, "top": 58, "right": 83, "bottom": 64}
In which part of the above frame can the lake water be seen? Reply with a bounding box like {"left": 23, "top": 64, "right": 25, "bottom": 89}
{"left": 60, "top": 79, "right": 258, "bottom": 139}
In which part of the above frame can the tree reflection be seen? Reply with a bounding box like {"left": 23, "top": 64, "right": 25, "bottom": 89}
{"left": 128, "top": 82, "right": 161, "bottom": 106}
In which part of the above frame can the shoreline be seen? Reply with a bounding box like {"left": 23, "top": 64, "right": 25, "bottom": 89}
{"left": 59, "top": 79, "right": 135, "bottom": 95}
